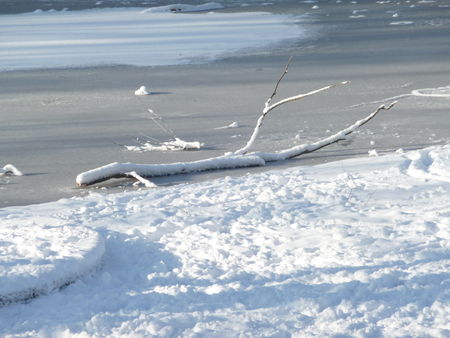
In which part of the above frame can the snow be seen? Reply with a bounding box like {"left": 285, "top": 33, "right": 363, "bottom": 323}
{"left": 1, "top": 144, "right": 450, "bottom": 336}
{"left": 0, "top": 7, "right": 305, "bottom": 71}
{"left": 390, "top": 21, "right": 414, "bottom": 25}
{"left": 0, "top": 164, "right": 23, "bottom": 176}
{"left": 76, "top": 155, "right": 266, "bottom": 186}
{"left": 141, "top": 2, "right": 225, "bottom": 13}
{"left": 134, "top": 86, "right": 150, "bottom": 96}
{"left": 214, "top": 121, "right": 241, "bottom": 129}
{"left": 125, "top": 138, "right": 204, "bottom": 152}
{"left": 412, "top": 85, "right": 450, "bottom": 98}
{"left": 0, "top": 223, "right": 104, "bottom": 306}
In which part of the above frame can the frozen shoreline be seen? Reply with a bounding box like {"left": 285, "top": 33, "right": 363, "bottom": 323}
{"left": 1, "top": 0, "right": 450, "bottom": 335}
{"left": 1, "top": 143, "right": 450, "bottom": 336}
{"left": 1, "top": 0, "right": 450, "bottom": 210}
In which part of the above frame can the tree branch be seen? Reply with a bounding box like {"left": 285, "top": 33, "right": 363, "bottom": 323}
{"left": 233, "top": 81, "right": 349, "bottom": 155}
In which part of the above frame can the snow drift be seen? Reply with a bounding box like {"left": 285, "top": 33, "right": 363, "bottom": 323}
{"left": 0, "top": 144, "right": 449, "bottom": 336}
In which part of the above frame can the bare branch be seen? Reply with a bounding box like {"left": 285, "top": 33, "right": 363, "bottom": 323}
{"left": 266, "top": 81, "right": 349, "bottom": 114}
{"left": 252, "top": 101, "right": 398, "bottom": 162}
{"left": 269, "top": 56, "right": 292, "bottom": 101}
{"left": 233, "top": 81, "right": 349, "bottom": 155}
{"left": 75, "top": 60, "right": 397, "bottom": 187}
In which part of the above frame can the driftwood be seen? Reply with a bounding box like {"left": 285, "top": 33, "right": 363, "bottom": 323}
{"left": 76, "top": 60, "right": 397, "bottom": 187}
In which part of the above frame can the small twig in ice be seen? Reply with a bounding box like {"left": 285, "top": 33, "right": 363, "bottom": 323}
{"left": 147, "top": 108, "right": 178, "bottom": 139}
{"left": 270, "top": 56, "right": 292, "bottom": 101}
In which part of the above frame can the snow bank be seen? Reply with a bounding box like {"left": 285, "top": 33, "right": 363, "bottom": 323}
{"left": 404, "top": 144, "right": 450, "bottom": 182}
{"left": 0, "top": 8, "right": 305, "bottom": 71}
{"left": 0, "top": 223, "right": 104, "bottom": 306}
{"left": 1, "top": 145, "right": 449, "bottom": 336}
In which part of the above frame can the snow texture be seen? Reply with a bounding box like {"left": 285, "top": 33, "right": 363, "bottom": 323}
{"left": 134, "top": 86, "right": 150, "bottom": 96}
{"left": 0, "top": 224, "right": 104, "bottom": 306}
{"left": 1, "top": 144, "right": 449, "bottom": 336}
{"left": 76, "top": 155, "right": 265, "bottom": 185}
{"left": 125, "top": 138, "right": 204, "bottom": 152}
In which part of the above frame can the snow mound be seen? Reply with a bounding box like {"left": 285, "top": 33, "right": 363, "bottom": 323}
{"left": 141, "top": 2, "right": 224, "bottom": 13}
{"left": 134, "top": 86, "right": 150, "bottom": 96}
{"left": 0, "top": 223, "right": 104, "bottom": 306}
{"left": 125, "top": 138, "right": 203, "bottom": 152}
{"left": 404, "top": 144, "right": 450, "bottom": 182}
{"left": 411, "top": 85, "right": 450, "bottom": 97}
{"left": 0, "top": 164, "right": 23, "bottom": 176}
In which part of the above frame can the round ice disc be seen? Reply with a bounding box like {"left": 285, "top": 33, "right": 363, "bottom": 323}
{"left": 0, "top": 224, "right": 104, "bottom": 306}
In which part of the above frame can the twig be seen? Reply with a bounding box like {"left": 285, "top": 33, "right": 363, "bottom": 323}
{"left": 270, "top": 56, "right": 292, "bottom": 101}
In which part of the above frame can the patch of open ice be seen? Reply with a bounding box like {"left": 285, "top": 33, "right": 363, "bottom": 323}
{"left": 0, "top": 223, "right": 104, "bottom": 306}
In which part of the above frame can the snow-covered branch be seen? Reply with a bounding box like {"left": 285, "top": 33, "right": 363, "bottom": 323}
{"left": 233, "top": 81, "right": 349, "bottom": 155}
{"left": 253, "top": 101, "right": 397, "bottom": 162}
{"left": 76, "top": 101, "right": 395, "bottom": 186}
{"left": 75, "top": 60, "right": 397, "bottom": 187}
{"left": 76, "top": 155, "right": 265, "bottom": 186}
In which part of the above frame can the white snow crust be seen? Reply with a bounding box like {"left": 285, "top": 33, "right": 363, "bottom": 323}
{"left": 0, "top": 164, "right": 23, "bottom": 176}
{"left": 0, "top": 8, "right": 304, "bottom": 71}
{"left": 1, "top": 144, "right": 450, "bottom": 336}
{"left": 0, "top": 223, "right": 104, "bottom": 306}
{"left": 134, "top": 86, "right": 150, "bottom": 96}
{"left": 125, "top": 138, "right": 204, "bottom": 152}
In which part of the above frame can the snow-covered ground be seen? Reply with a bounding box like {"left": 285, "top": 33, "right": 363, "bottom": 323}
{"left": 1, "top": 144, "right": 449, "bottom": 336}
{"left": 0, "top": 5, "right": 305, "bottom": 71}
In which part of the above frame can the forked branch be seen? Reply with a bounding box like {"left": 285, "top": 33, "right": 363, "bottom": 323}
{"left": 75, "top": 59, "right": 396, "bottom": 187}
{"left": 234, "top": 57, "right": 349, "bottom": 155}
